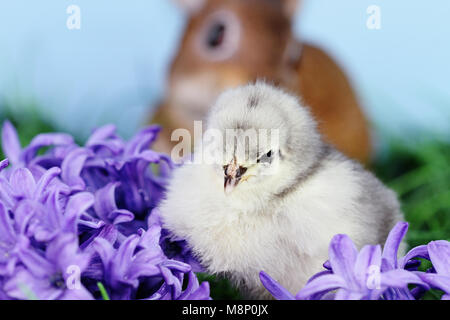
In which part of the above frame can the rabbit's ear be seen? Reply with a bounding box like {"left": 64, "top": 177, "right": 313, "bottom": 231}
{"left": 279, "top": 0, "right": 301, "bottom": 19}
{"left": 173, "top": 0, "right": 206, "bottom": 13}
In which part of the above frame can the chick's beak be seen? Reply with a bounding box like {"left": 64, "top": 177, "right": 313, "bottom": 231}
{"left": 224, "top": 164, "right": 247, "bottom": 195}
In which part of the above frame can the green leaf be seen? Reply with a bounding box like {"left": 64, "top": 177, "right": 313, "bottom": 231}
{"left": 97, "top": 282, "right": 111, "bottom": 300}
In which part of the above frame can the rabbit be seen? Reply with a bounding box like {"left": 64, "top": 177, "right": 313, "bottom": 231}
{"left": 151, "top": 0, "right": 371, "bottom": 164}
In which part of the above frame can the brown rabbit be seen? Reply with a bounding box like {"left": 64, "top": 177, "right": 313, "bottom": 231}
{"left": 151, "top": 0, "right": 371, "bottom": 163}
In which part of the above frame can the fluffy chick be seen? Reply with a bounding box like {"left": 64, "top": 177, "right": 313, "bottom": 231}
{"left": 159, "top": 83, "right": 403, "bottom": 299}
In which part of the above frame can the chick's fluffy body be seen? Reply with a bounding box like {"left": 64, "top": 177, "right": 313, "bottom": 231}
{"left": 159, "top": 83, "right": 403, "bottom": 299}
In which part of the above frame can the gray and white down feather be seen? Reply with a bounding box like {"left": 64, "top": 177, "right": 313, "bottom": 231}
{"left": 159, "top": 82, "right": 404, "bottom": 299}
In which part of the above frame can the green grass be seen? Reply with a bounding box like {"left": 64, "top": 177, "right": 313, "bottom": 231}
{"left": 373, "top": 139, "right": 450, "bottom": 248}
{"left": 197, "top": 273, "right": 242, "bottom": 300}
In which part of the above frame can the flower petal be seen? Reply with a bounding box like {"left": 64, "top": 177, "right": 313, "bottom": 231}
{"left": 417, "top": 273, "right": 450, "bottom": 294}
{"left": 322, "top": 260, "right": 332, "bottom": 270}
{"left": 334, "top": 289, "right": 364, "bottom": 300}
{"left": 124, "top": 126, "right": 161, "bottom": 156}
{"left": 33, "top": 167, "right": 61, "bottom": 201}
{"left": 295, "top": 274, "right": 345, "bottom": 300}
{"left": 382, "top": 221, "right": 408, "bottom": 269}
{"left": 179, "top": 274, "right": 211, "bottom": 300}
{"left": 60, "top": 285, "right": 94, "bottom": 300}
{"left": 139, "top": 224, "right": 162, "bottom": 250}
{"left": 110, "top": 209, "right": 135, "bottom": 225}
{"left": 0, "top": 202, "right": 15, "bottom": 241}
{"left": 159, "top": 266, "right": 182, "bottom": 298}
{"left": 178, "top": 271, "right": 199, "bottom": 299}
{"left": 92, "top": 237, "right": 115, "bottom": 267}
{"left": 127, "top": 262, "right": 161, "bottom": 280}
{"left": 93, "top": 182, "right": 120, "bottom": 222}
{"left": 380, "top": 269, "right": 429, "bottom": 289}
{"left": 0, "top": 158, "right": 9, "bottom": 171}
{"left": 46, "top": 233, "right": 88, "bottom": 274}
{"left": 354, "top": 245, "right": 382, "bottom": 288}
{"left": 306, "top": 270, "right": 333, "bottom": 284}
{"left": 259, "top": 271, "right": 295, "bottom": 300}
{"left": 63, "top": 192, "right": 95, "bottom": 234}
{"left": 18, "top": 247, "right": 54, "bottom": 278}
{"left": 10, "top": 167, "right": 36, "bottom": 198}
{"left": 161, "top": 259, "right": 192, "bottom": 273}
{"left": 1, "top": 121, "right": 21, "bottom": 165}
{"left": 4, "top": 267, "right": 60, "bottom": 300}
{"left": 14, "top": 200, "right": 42, "bottom": 235}
{"left": 129, "top": 150, "right": 162, "bottom": 164}
{"left": 86, "top": 124, "right": 117, "bottom": 145}
{"left": 399, "top": 245, "right": 429, "bottom": 269}
{"left": 61, "top": 148, "right": 92, "bottom": 190}
{"left": 328, "top": 234, "right": 358, "bottom": 286}
{"left": 427, "top": 240, "right": 450, "bottom": 276}
{"left": 0, "top": 176, "right": 15, "bottom": 208}
{"left": 21, "top": 133, "right": 74, "bottom": 164}
{"left": 114, "top": 235, "right": 140, "bottom": 278}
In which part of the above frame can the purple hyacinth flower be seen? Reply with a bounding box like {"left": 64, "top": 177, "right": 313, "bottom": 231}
{"left": 92, "top": 233, "right": 167, "bottom": 299}
{"left": 93, "top": 182, "right": 134, "bottom": 226}
{"left": 149, "top": 208, "right": 204, "bottom": 272}
{"left": 0, "top": 202, "right": 30, "bottom": 276}
{"left": 1, "top": 120, "right": 74, "bottom": 168}
{"left": 75, "top": 182, "right": 136, "bottom": 243}
{"left": 0, "top": 166, "right": 91, "bottom": 242}
{"left": 85, "top": 124, "right": 125, "bottom": 156}
{"left": 61, "top": 148, "right": 93, "bottom": 191}
{"left": 78, "top": 124, "right": 172, "bottom": 216}
{"left": 4, "top": 233, "right": 93, "bottom": 300}
{"left": 296, "top": 234, "right": 428, "bottom": 300}
{"left": 177, "top": 272, "right": 211, "bottom": 300}
{"left": 0, "top": 166, "right": 60, "bottom": 209}
{"left": 379, "top": 222, "right": 430, "bottom": 299}
{"left": 146, "top": 260, "right": 191, "bottom": 300}
{"left": 380, "top": 222, "right": 428, "bottom": 271}
{"left": 261, "top": 222, "right": 430, "bottom": 300}
{"left": 381, "top": 221, "right": 409, "bottom": 270}
{"left": 33, "top": 191, "right": 95, "bottom": 242}
{"left": 417, "top": 240, "right": 450, "bottom": 300}
{"left": 145, "top": 262, "right": 210, "bottom": 300}
{"left": 22, "top": 133, "right": 74, "bottom": 165}
{"left": 1, "top": 120, "right": 211, "bottom": 300}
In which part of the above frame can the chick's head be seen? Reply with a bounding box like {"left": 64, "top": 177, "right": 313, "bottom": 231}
{"left": 204, "top": 82, "right": 324, "bottom": 196}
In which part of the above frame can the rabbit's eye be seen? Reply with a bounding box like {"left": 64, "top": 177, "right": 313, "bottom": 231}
{"left": 206, "top": 22, "right": 226, "bottom": 48}
{"left": 196, "top": 10, "right": 240, "bottom": 61}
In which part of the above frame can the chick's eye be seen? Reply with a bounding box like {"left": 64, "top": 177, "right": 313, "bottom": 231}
{"left": 257, "top": 150, "right": 273, "bottom": 164}
{"left": 206, "top": 22, "right": 226, "bottom": 48}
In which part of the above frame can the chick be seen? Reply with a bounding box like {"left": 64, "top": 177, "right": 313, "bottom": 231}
{"left": 159, "top": 83, "right": 403, "bottom": 299}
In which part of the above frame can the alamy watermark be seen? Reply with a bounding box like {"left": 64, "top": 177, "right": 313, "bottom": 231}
{"left": 367, "top": 5, "right": 382, "bottom": 30}
{"left": 66, "top": 264, "right": 82, "bottom": 290}
{"left": 67, "top": 5, "right": 81, "bottom": 30}
{"left": 170, "top": 121, "right": 280, "bottom": 167}
{"left": 366, "top": 265, "right": 382, "bottom": 290}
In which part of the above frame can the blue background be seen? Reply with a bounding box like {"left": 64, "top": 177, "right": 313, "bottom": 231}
{"left": 0, "top": 0, "right": 449, "bottom": 142}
